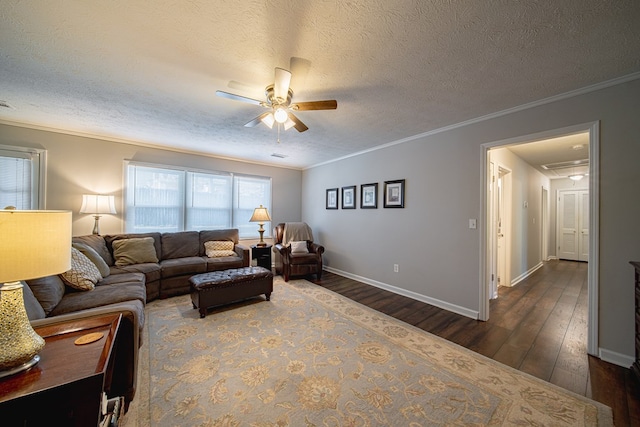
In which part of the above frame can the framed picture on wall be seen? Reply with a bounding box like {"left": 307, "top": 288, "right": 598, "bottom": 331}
{"left": 342, "top": 185, "right": 356, "bottom": 209}
{"left": 326, "top": 188, "right": 338, "bottom": 209}
{"left": 384, "top": 179, "right": 405, "bottom": 208}
{"left": 360, "top": 183, "right": 378, "bottom": 209}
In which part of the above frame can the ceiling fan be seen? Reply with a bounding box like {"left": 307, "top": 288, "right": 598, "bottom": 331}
{"left": 216, "top": 67, "right": 337, "bottom": 134}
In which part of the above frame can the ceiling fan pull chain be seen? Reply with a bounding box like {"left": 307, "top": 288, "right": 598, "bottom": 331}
{"left": 277, "top": 123, "right": 281, "bottom": 143}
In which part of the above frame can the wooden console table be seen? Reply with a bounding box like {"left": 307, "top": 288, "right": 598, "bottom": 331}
{"left": 0, "top": 313, "right": 121, "bottom": 426}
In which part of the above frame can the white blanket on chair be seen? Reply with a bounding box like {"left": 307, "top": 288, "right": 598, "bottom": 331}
{"left": 282, "top": 222, "right": 314, "bottom": 246}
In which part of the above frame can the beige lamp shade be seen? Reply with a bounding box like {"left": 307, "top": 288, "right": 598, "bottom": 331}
{"left": 249, "top": 205, "right": 271, "bottom": 223}
{"left": 0, "top": 210, "right": 72, "bottom": 282}
{"left": 79, "top": 194, "right": 116, "bottom": 215}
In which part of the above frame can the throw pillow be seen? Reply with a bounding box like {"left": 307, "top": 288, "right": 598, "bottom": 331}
{"left": 21, "top": 281, "right": 46, "bottom": 320}
{"left": 72, "top": 242, "right": 111, "bottom": 278}
{"left": 61, "top": 247, "right": 102, "bottom": 291}
{"left": 204, "top": 240, "right": 236, "bottom": 257}
{"left": 112, "top": 237, "right": 159, "bottom": 266}
{"left": 290, "top": 241, "right": 309, "bottom": 254}
{"left": 25, "top": 275, "right": 66, "bottom": 315}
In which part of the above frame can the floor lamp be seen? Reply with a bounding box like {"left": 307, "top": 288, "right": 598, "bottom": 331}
{"left": 0, "top": 210, "right": 72, "bottom": 378}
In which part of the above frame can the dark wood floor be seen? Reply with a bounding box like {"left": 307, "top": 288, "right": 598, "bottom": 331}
{"left": 309, "top": 260, "right": 640, "bottom": 426}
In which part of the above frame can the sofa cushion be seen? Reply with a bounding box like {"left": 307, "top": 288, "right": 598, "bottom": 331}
{"left": 160, "top": 257, "right": 207, "bottom": 278}
{"left": 26, "top": 275, "right": 66, "bottom": 315}
{"left": 72, "top": 235, "right": 114, "bottom": 266}
{"left": 22, "top": 281, "right": 46, "bottom": 320}
{"left": 199, "top": 229, "right": 239, "bottom": 256}
{"left": 161, "top": 231, "right": 199, "bottom": 259}
{"left": 205, "top": 256, "right": 245, "bottom": 272}
{"left": 110, "top": 263, "right": 162, "bottom": 284}
{"left": 49, "top": 278, "right": 147, "bottom": 316}
{"left": 113, "top": 237, "right": 159, "bottom": 266}
{"left": 61, "top": 247, "right": 102, "bottom": 291}
{"left": 73, "top": 242, "right": 111, "bottom": 277}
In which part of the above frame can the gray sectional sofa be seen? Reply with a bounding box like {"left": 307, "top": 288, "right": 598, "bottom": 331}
{"left": 24, "top": 228, "right": 249, "bottom": 408}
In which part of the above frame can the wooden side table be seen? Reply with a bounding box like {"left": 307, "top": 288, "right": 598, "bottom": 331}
{"left": 252, "top": 244, "right": 272, "bottom": 270}
{"left": 0, "top": 313, "right": 122, "bottom": 426}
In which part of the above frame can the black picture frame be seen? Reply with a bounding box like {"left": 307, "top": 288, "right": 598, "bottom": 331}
{"left": 360, "top": 183, "right": 378, "bottom": 209}
{"left": 384, "top": 179, "right": 405, "bottom": 208}
{"left": 326, "top": 188, "right": 338, "bottom": 209}
{"left": 342, "top": 185, "right": 356, "bottom": 209}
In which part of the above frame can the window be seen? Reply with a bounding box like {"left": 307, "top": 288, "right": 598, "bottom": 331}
{"left": 0, "top": 145, "right": 44, "bottom": 209}
{"left": 125, "top": 162, "right": 271, "bottom": 238}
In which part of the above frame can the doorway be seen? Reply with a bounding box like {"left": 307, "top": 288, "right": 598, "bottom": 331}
{"left": 489, "top": 163, "right": 512, "bottom": 298}
{"left": 557, "top": 189, "right": 589, "bottom": 262}
{"left": 480, "top": 122, "right": 600, "bottom": 355}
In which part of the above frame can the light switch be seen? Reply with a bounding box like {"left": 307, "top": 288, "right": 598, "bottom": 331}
{"left": 469, "top": 219, "right": 476, "bottom": 229}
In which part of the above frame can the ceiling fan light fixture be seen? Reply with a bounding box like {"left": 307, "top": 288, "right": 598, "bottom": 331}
{"left": 274, "top": 107, "right": 288, "bottom": 124}
{"left": 260, "top": 113, "right": 275, "bottom": 129}
{"left": 569, "top": 174, "right": 584, "bottom": 181}
{"left": 283, "top": 117, "right": 295, "bottom": 131}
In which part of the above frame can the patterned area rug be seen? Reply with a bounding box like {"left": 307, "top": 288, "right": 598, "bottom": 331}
{"left": 122, "top": 277, "right": 612, "bottom": 426}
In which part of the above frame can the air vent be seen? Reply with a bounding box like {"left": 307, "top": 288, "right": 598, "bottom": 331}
{"left": 271, "top": 153, "right": 288, "bottom": 159}
{"left": 0, "top": 100, "right": 14, "bottom": 109}
{"left": 541, "top": 159, "right": 589, "bottom": 170}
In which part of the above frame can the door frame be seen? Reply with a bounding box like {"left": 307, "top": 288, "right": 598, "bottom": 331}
{"left": 479, "top": 121, "right": 600, "bottom": 355}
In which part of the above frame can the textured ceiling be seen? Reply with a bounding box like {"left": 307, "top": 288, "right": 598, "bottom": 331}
{"left": 1, "top": 0, "right": 639, "bottom": 169}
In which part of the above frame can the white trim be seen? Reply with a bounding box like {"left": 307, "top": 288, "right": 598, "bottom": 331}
{"left": 510, "top": 262, "right": 544, "bottom": 287}
{"left": 323, "top": 266, "right": 479, "bottom": 320}
{"left": 480, "top": 121, "right": 600, "bottom": 357}
{"left": 307, "top": 72, "right": 640, "bottom": 170}
{"left": 599, "top": 348, "right": 634, "bottom": 369}
{"left": 587, "top": 121, "right": 600, "bottom": 356}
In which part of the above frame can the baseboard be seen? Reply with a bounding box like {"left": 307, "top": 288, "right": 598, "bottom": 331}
{"left": 599, "top": 347, "right": 635, "bottom": 369}
{"left": 510, "top": 262, "right": 544, "bottom": 287}
{"left": 323, "top": 267, "right": 480, "bottom": 320}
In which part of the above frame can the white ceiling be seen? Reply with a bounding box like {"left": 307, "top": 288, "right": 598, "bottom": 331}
{"left": 1, "top": 1, "right": 639, "bottom": 169}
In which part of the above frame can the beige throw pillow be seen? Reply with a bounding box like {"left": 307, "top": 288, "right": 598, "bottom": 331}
{"left": 290, "top": 241, "right": 309, "bottom": 254}
{"left": 113, "top": 237, "right": 159, "bottom": 266}
{"left": 61, "top": 247, "right": 102, "bottom": 291}
{"left": 204, "top": 240, "right": 236, "bottom": 257}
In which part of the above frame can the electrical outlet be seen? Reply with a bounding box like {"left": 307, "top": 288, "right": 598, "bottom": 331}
{"left": 393, "top": 264, "right": 399, "bottom": 273}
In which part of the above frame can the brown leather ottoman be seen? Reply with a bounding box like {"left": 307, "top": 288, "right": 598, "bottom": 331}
{"left": 189, "top": 266, "right": 273, "bottom": 318}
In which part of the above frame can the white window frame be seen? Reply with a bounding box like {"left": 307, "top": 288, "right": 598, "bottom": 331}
{"left": 124, "top": 161, "right": 272, "bottom": 238}
{"left": 0, "top": 144, "right": 46, "bottom": 209}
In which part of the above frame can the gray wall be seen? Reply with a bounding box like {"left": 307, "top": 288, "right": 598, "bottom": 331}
{"left": 302, "top": 77, "right": 640, "bottom": 364}
{"left": 0, "top": 124, "right": 303, "bottom": 237}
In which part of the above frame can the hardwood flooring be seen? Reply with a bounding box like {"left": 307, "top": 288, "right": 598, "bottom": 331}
{"left": 309, "top": 260, "right": 640, "bottom": 426}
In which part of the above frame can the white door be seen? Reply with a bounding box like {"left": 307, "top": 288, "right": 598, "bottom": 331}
{"left": 557, "top": 189, "right": 588, "bottom": 261}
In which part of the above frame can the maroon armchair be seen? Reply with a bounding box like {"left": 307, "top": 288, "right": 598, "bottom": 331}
{"left": 273, "top": 223, "right": 324, "bottom": 282}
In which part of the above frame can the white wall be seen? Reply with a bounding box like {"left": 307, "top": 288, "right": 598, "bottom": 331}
{"left": 489, "top": 147, "right": 550, "bottom": 284}
{"left": 0, "top": 124, "right": 303, "bottom": 238}
{"left": 302, "top": 77, "right": 640, "bottom": 364}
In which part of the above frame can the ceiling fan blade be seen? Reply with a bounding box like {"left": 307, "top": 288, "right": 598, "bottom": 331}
{"left": 216, "top": 90, "right": 263, "bottom": 106}
{"left": 273, "top": 68, "right": 292, "bottom": 101}
{"left": 244, "top": 112, "right": 272, "bottom": 128}
{"left": 288, "top": 112, "right": 309, "bottom": 132}
{"left": 291, "top": 100, "right": 337, "bottom": 111}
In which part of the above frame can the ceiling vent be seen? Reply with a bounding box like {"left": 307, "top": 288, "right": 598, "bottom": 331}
{"left": 541, "top": 158, "right": 589, "bottom": 171}
{"left": 0, "top": 100, "right": 14, "bottom": 109}
{"left": 271, "top": 153, "right": 288, "bottom": 159}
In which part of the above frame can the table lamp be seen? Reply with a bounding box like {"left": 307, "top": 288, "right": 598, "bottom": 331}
{"left": 0, "top": 209, "right": 72, "bottom": 378}
{"left": 80, "top": 194, "right": 116, "bottom": 235}
{"left": 249, "top": 205, "right": 271, "bottom": 247}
